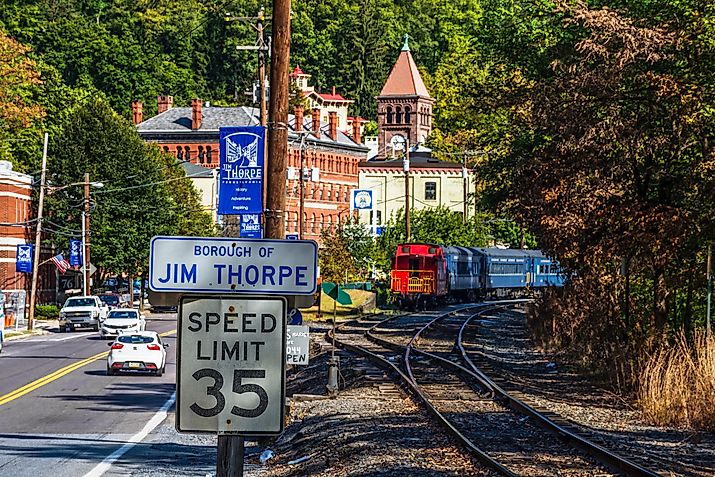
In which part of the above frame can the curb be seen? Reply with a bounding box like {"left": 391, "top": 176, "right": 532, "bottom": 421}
{"left": 4, "top": 328, "right": 51, "bottom": 341}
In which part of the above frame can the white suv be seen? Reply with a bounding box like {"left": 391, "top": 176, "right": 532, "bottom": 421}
{"left": 59, "top": 296, "right": 109, "bottom": 332}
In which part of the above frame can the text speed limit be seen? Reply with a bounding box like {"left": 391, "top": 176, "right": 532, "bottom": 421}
{"left": 177, "top": 295, "right": 286, "bottom": 435}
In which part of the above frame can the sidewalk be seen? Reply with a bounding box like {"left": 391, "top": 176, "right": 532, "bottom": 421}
{"left": 3, "top": 319, "right": 57, "bottom": 341}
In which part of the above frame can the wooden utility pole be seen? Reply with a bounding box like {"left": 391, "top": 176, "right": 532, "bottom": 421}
{"left": 462, "top": 154, "right": 469, "bottom": 224}
{"left": 28, "top": 132, "right": 49, "bottom": 331}
{"left": 404, "top": 139, "right": 410, "bottom": 241}
{"left": 298, "top": 134, "right": 307, "bottom": 239}
{"left": 83, "top": 173, "right": 91, "bottom": 295}
{"left": 264, "top": 0, "right": 291, "bottom": 239}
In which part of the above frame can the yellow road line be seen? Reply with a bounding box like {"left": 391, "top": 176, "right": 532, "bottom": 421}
{"left": 0, "top": 329, "right": 176, "bottom": 407}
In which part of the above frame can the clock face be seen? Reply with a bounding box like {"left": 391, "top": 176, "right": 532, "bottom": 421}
{"left": 391, "top": 134, "right": 406, "bottom": 151}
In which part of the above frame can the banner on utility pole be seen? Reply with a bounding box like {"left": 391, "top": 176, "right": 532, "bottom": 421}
{"left": 218, "top": 126, "right": 266, "bottom": 215}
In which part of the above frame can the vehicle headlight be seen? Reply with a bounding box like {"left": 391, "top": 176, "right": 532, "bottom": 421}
{"left": 60, "top": 311, "right": 66, "bottom": 318}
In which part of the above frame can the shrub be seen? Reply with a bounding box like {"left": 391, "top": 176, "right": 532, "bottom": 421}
{"left": 638, "top": 332, "right": 715, "bottom": 430}
{"left": 35, "top": 304, "right": 60, "bottom": 319}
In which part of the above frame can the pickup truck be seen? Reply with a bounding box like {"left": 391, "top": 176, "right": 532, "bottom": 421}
{"left": 59, "top": 296, "right": 109, "bottom": 332}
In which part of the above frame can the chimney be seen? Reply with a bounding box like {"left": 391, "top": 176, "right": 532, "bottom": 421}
{"left": 294, "top": 105, "right": 304, "bottom": 131}
{"left": 191, "top": 98, "right": 202, "bottom": 130}
{"left": 311, "top": 108, "right": 321, "bottom": 136}
{"left": 328, "top": 111, "right": 337, "bottom": 141}
{"left": 157, "top": 95, "right": 173, "bottom": 113}
{"left": 351, "top": 117, "right": 362, "bottom": 145}
{"left": 331, "top": 86, "right": 336, "bottom": 96}
{"left": 131, "top": 100, "right": 143, "bottom": 125}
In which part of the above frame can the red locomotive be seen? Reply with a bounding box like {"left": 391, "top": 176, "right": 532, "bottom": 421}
{"left": 390, "top": 243, "right": 448, "bottom": 309}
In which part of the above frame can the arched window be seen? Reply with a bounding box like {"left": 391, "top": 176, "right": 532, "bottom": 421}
{"left": 320, "top": 214, "right": 325, "bottom": 231}
{"left": 405, "top": 106, "right": 411, "bottom": 124}
{"left": 198, "top": 145, "right": 205, "bottom": 164}
{"left": 327, "top": 187, "right": 332, "bottom": 201}
{"left": 206, "top": 146, "right": 213, "bottom": 164}
{"left": 184, "top": 146, "right": 191, "bottom": 161}
{"left": 311, "top": 213, "right": 317, "bottom": 233}
{"left": 163, "top": 146, "right": 169, "bottom": 153}
{"left": 303, "top": 212, "right": 307, "bottom": 233}
{"left": 318, "top": 187, "right": 323, "bottom": 200}
{"left": 176, "top": 148, "right": 184, "bottom": 160}
{"left": 396, "top": 106, "right": 403, "bottom": 124}
{"left": 327, "top": 215, "right": 333, "bottom": 232}
{"left": 386, "top": 106, "right": 394, "bottom": 124}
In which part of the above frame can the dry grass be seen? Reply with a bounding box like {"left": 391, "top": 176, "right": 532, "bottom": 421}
{"left": 638, "top": 332, "right": 715, "bottom": 430}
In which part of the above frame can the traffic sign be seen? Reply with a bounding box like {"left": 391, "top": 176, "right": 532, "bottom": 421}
{"left": 288, "top": 307, "right": 302, "bottom": 325}
{"left": 322, "top": 282, "right": 352, "bottom": 306}
{"left": 286, "top": 325, "right": 309, "bottom": 365}
{"left": 149, "top": 236, "right": 318, "bottom": 295}
{"left": 177, "top": 295, "right": 286, "bottom": 435}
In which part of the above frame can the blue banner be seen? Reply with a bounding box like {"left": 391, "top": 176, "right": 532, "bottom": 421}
{"left": 352, "top": 189, "right": 373, "bottom": 210}
{"left": 16, "top": 244, "right": 33, "bottom": 273}
{"left": 218, "top": 126, "right": 265, "bottom": 215}
{"left": 69, "top": 239, "right": 83, "bottom": 266}
{"left": 240, "top": 214, "right": 263, "bottom": 239}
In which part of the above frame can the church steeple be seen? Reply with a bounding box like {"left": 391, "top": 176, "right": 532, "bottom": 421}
{"left": 376, "top": 38, "right": 434, "bottom": 158}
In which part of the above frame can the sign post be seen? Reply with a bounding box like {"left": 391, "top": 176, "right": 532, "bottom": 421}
{"left": 149, "top": 236, "right": 318, "bottom": 477}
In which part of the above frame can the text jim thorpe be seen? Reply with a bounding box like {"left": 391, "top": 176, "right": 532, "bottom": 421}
{"left": 186, "top": 312, "right": 278, "bottom": 361}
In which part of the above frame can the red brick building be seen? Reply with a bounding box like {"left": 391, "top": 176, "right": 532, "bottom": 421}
{"left": 0, "top": 160, "right": 33, "bottom": 295}
{"left": 135, "top": 98, "right": 369, "bottom": 241}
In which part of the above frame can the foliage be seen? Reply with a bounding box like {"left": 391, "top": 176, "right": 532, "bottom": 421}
{"left": 319, "top": 227, "right": 358, "bottom": 284}
{"left": 35, "top": 304, "right": 59, "bottom": 319}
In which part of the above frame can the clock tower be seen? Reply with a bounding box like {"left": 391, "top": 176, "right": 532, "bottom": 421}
{"left": 376, "top": 35, "right": 434, "bottom": 158}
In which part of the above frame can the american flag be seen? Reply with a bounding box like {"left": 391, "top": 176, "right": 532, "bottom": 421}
{"left": 50, "top": 254, "right": 71, "bottom": 274}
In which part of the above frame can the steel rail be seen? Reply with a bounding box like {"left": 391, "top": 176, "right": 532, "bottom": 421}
{"left": 329, "top": 304, "right": 517, "bottom": 476}
{"left": 456, "top": 310, "right": 663, "bottom": 477}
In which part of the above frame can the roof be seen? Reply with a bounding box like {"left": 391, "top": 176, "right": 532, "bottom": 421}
{"left": 359, "top": 154, "right": 463, "bottom": 170}
{"left": 290, "top": 65, "right": 307, "bottom": 77}
{"left": 379, "top": 49, "right": 431, "bottom": 98}
{"left": 137, "top": 106, "right": 368, "bottom": 153}
{"left": 180, "top": 160, "right": 215, "bottom": 178}
{"left": 313, "top": 91, "right": 349, "bottom": 102}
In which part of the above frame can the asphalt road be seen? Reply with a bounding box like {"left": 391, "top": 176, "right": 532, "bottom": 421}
{"left": 0, "top": 314, "right": 177, "bottom": 477}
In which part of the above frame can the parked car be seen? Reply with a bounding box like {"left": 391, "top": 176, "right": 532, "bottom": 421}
{"left": 59, "top": 296, "right": 109, "bottom": 332}
{"left": 97, "top": 293, "right": 121, "bottom": 310}
{"left": 99, "top": 309, "right": 146, "bottom": 339}
{"left": 106, "top": 331, "right": 168, "bottom": 376}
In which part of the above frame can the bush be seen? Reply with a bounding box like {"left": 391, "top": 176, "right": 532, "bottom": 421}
{"left": 639, "top": 332, "right": 715, "bottom": 430}
{"left": 35, "top": 304, "right": 60, "bottom": 319}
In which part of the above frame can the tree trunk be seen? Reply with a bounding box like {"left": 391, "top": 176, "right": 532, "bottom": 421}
{"left": 684, "top": 260, "right": 694, "bottom": 342}
{"left": 653, "top": 267, "right": 668, "bottom": 331}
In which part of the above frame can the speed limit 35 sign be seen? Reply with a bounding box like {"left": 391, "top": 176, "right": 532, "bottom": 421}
{"left": 177, "top": 295, "right": 286, "bottom": 435}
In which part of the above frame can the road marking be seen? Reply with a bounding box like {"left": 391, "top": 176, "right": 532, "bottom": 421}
{"left": 82, "top": 392, "right": 176, "bottom": 477}
{"left": 0, "top": 329, "right": 177, "bottom": 407}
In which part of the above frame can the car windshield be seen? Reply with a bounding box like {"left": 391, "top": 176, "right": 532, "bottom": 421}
{"left": 65, "top": 298, "right": 96, "bottom": 307}
{"left": 107, "top": 311, "right": 138, "bottom": 320}
{"left": 99, "top": 295, "right": 119, "bottom": 305}
{"left": 117, "top": 335, "right": 154, "bottom": 344}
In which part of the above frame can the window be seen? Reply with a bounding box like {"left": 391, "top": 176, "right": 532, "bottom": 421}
{"left": 401, "top": 246, "right": 410, "bottom": 253}
{"left": 405, "top": 106, "right": 411, "bottom": 123}
{"left": 206, "top": 146, "right": 213, "bottom": 164}
{"left": 425, "top": 182, "right": 437, "bottom": 201}
{"left": 386, "top": 106, "right": 394, "bottom": 124}
{"left": 184, "top": 146, "right": 191, "bottom": 160}
{"left": 198, "top": 145, "right": 205, "bottom": 164}
{"left": 369, "top": 210, "right": 382, "bottom": 225}
{"left": 396, "top": 106, "right": 403, "bottom": 124}
{"left": 489, "top": 263, "right": 523, "bottom": 274}
{"left": 176, "top": 148, "right": 184, "bottom": 160}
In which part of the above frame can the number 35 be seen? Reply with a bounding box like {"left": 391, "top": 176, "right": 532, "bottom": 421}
{"left": 190, "top": 368, "right": 268, "bottom": 418}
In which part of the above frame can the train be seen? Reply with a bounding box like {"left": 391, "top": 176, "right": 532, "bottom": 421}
{"left": 390, "top": 243, "right": 564, "bottom": 309}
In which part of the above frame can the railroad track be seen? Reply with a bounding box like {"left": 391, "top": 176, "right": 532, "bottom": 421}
{"left": 330, "top": 303, "right": 663, "bottom": 477}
